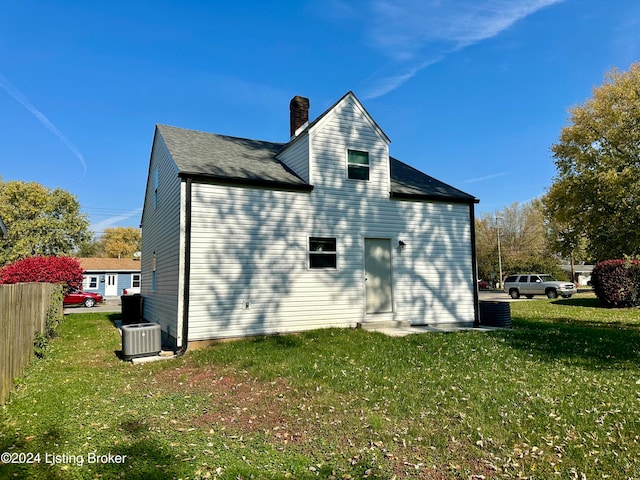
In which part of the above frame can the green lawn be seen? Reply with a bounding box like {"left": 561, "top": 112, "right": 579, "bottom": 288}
{"left": 1, "top": 294, "right": 639, "bottom": 479}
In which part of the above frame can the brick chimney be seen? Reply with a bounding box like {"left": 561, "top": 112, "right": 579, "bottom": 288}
{"left": 290, "top": 96, "right": 309, "bottom": 137}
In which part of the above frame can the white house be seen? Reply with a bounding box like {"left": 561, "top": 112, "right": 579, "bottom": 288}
{"left": 140, "top": 92, "right": 479, "bottom": 350}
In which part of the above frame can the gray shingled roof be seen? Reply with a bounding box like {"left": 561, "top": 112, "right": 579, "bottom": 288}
{"left": 157, "top": 124, "right": 308, "bottom": 187}
{"left": 390, "top": 157, "right": 477, "bottom": 203}
{"left": 156, "top": 124, "right": 477, "bottom": 203}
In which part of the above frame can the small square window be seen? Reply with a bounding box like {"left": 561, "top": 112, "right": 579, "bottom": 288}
{"left": 132, "top": 274, "right": 141, "bottom": 288}
{"left": 347, "top": 150, "right": 369, "bottom": 180}
{"left": 309, "top": 237, "right": 337, "bottom": 269}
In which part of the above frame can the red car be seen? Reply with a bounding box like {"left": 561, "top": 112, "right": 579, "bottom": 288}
{"left": 63, "top": 290, "right": 104, "bottom": 308}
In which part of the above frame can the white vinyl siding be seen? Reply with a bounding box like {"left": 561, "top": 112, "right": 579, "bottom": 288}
{"left": 140, "top": 133, "right": 183, "bottom": 343}
{"left": 153, "top": 168, "right": 159, "bottom": 209}
{"left": 277, "top": 133, "right": 309, "bottom": 182}
{"left": 309, "top": 96, "right": 390, "bottom": 194}
{"left": 187, "top": 185, "right": 360, "bottom": 340}
{"left": 185, "top": 182, "right": 474, "bottom": 341}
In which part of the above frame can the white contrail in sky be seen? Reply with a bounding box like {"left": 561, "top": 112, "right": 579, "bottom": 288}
{"left": 91, "top": 208, "right": 143, "bottom": 233}
{"left": 0, "top": 72, "right": 87, "bottom": 174}
{"left": 362, "top": 0, "right": 565, "bottom": 98}
{"left": 461, "top": 171, "right": 507, "bottom": 184}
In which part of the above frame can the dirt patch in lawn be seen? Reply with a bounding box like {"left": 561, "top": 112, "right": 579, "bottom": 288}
{"left": 152, "top": 366, "right": 310, "bottom": 444}
{"left": 150, "top": 366, "right": 495, "bottom": 478}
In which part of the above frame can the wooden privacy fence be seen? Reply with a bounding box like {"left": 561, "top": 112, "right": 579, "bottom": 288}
{"left": 0, "top": 283, "right": 61, "bottom": 405}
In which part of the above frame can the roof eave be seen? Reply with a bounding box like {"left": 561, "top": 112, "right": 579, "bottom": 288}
{"left": 390, "top": 191, "right": 480, "bottom": 204}
{"left": 178, "top": 171, "right": 314, "bottom": 192}
{"left": 82, "top": 268, "right": 141, "bottom": 273}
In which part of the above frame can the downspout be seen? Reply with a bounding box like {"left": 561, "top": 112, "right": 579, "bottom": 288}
{"left": 177, "top": 177, "right": 193, "bottom": 356}
{"left": 469, "top": 202, "right": 480, "bottom": 327}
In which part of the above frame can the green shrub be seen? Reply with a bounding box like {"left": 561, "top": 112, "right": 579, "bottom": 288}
{"left": 33, "top": 332, "right": 49, "bottom": 359}
{"left": 34, "top": 284, "right": 64, "bottom": 358}
{"left": 45, "top": 284, "right": 64, "bottom": 337}
{"left": 591, "top": 259, "right": 640, "bottom": 307}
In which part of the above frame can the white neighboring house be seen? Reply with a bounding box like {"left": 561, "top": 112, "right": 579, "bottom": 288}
{"left": 561, "top": 264, "right": 593, "bottom": 286}
{"left": 140, "top": 92, "right": 480, "bottom": 350}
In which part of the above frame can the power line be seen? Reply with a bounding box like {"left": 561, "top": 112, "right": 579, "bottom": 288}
{"left": 83, "top": 207, "right": 143, "bottom": 216}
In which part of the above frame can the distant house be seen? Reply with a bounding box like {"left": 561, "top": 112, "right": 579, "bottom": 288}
{"left": 561, "top": 264, "right": 593, "bottom": 286}
{"left": 76, "top": 258, "right": 141, "bottom": 297}
{"left": 140, "top": 91, "right": 479, "bottom": 349}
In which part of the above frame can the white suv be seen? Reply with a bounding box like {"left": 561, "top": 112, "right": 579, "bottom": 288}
{"left": 503, "top": 274, "right": 577, "bottom": 299}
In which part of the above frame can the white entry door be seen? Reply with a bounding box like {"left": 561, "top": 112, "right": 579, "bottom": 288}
{"left": 105, "top": 274, "right": 118, "bottom": 296}
{"left": 364, "top": 238, "right": 393, "bottom": 314}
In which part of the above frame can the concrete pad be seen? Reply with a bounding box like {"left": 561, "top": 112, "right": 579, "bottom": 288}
{"left": 131, "top": 352, "right": 176, "bottom": 364}
{"left": 361, "top": 324, "right": 503, "bottom": 337}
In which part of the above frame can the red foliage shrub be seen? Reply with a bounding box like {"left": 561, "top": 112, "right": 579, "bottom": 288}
{"left": 591, "top": 259, "right": 640, "bottom": 307}
{"left": 0, "top": 256, "right": 84, "bottom": 293}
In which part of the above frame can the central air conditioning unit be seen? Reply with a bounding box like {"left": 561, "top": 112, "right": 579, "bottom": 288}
{"left": 122, "top": 323, "right": 161, "bottom": 360}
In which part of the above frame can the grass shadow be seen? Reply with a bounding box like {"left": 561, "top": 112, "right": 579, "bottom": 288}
{"left": 250, "top": 333, "right": 304, "bottom": 348}
{"left": 104, "top": 438, "right": 183, "bottom": 480}
{"left": 503, "top": 315, "right": 640, "bottom": 369}
{"left": 552, "top": 297, "right": 604, "bottom": 308}
{"left": 0, "top": 421, "right": 183, "bottom": 479}
{"left": 106, "top": 312, "right": 122, "bottom": 321}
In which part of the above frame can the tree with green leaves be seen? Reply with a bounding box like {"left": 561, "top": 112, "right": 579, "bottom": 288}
{"left": 0, "top": 179, "right": 91, "bottom": 265}
{"left": 476, "top": 200, "right": 562, "bottom": 285}
{"left": 474, "top": 214, "right": 499, "bottom": 285}
{"left": 93, "top": 226, "right": 141, "bottom": 258}
{"left": 544, "top": 62, "right": 640, "bottom": 261}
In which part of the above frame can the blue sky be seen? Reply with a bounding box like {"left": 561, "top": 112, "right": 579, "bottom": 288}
{"left": 1, "top": 0, "right": 639, "bottom": 234}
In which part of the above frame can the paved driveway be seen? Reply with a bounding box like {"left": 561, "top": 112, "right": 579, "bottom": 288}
{"left": 478, "top": 290, "right": 518, "bottom": 301}
{"left": 63, "top": 298, "right": 122, "bottom": 315}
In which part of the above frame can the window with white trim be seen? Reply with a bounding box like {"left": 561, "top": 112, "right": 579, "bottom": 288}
{"left": 309, "top": 237, "right": 337, "bottom": 269}
{"left": 84, "top": 276, "right": 99, "bottom": 290}
{"left": 132, "top": 273, "right": 141, "bottom": 288}
{"left": 347, "top": 150, "right": 369, "bottom": 180}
